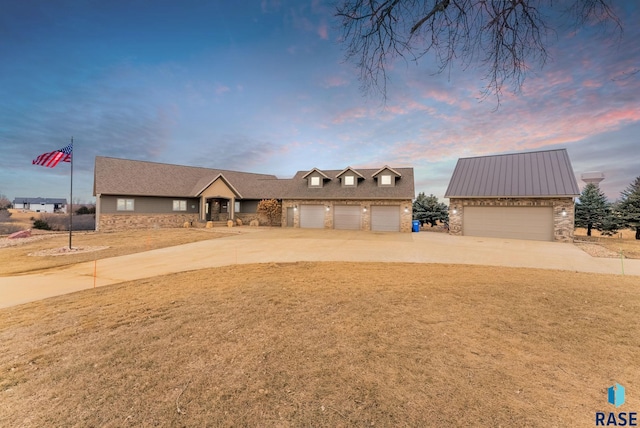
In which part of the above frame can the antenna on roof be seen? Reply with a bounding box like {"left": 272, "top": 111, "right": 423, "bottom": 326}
{"left": 581, "top": 172, "right": 604, "bottom": 186}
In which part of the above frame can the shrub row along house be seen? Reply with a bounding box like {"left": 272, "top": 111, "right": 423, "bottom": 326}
{"left": 93, "top": 157, "right": 415, "bottom": 232}
{"left": 445, "top": 149, "right": 580, "bottom": 242}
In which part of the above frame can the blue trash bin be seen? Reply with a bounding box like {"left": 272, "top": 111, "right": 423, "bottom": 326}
{"left": 412, "top": 220, "right": 420, "bottom": 232}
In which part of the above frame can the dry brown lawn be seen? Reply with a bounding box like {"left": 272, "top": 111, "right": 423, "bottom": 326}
{"left": 0, "top": 209, "right": 32, "bottom": 235}
{"left": 1, "top": 262, "right": 639, "bottom": 427}
{"left": 0, "top": 228, "right": 227, "bottom": 276}
{"left": 575, "top": 227, "right": 640, "bottom": 259}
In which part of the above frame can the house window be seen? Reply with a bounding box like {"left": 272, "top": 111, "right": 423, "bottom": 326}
{"left": 381, "top": 175, "right": 392, "bottom": 185}
{"left": 117, "top": 198, "right": 135, "bottom": 211}
{"left": 235, "top": 201, "right": 240, "bottom": 213}
{"left": 344, "top": 175, "right": 355, "bottom": 186}
{"left": 173, "top": 200, "right": 187, "bottom": 211}
{"left": 310, "top": 176, "right": 320, "bottom": 186}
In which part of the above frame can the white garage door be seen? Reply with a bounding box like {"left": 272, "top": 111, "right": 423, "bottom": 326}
{"left": 463, "top": 206, "right": 553, "bottom": 241}
{"left": 334, "top": 205, "right": 362, "bottom": 230}
{"left": 371, "top": 205, "right": 400, "bottom": 232}
{"left": 300, "top": 205, "right": 325, "bottom": 229}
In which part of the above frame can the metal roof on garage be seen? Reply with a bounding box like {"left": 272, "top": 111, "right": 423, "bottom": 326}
{"left": 444, "top": 149, "right": 580, "bottom": 198}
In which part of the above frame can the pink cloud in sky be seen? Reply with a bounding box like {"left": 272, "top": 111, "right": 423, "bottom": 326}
{"left": 332, "top": 107, "right": 369, "bottom": 124}
{"left": 582, "top": 79, "right": 602, "bottom": 89}
{"left": 381, "top": 99, "right": 438, "bottom": 118}
{"left": 422, "top": 88, "right": 459, "bottom": 105}
{"left": 374, "top": 85, "right": 640, "bottom": 167}
{"left": 322, "top": 75, "right": 348, "bottom": 88}
{"left": 317, "top": 22, "right": 328, "bottom": 40}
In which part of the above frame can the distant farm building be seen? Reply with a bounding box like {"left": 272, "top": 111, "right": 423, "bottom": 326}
{"left": 13, "top": 197, "right": 67, "bottom": 213}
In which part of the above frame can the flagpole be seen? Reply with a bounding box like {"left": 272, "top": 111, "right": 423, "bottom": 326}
{"left": 69, "top": 137, "right": 73, "bottom": 250}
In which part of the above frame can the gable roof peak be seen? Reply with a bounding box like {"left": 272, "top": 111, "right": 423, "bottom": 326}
{"left": 372, "top": 165, "right": 402, "bottom": 178}
{"left": 301, "top": 167, "right": 331, "bottom": 180}
{"left": 194, "top": 173, "right": 243, "bottom": 198}
{"left": 336, "top": 166, "right": 365, "bottom": 179}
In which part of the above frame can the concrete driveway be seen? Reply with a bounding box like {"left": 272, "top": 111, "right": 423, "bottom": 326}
{"left": 1, "top": 228, "right": 638, "bottom": 308}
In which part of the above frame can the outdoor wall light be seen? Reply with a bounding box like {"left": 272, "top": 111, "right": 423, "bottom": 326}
{"left": 363, "top": 207, "right": 367, "bottom": 213}
{"left": 404, "top": 207, "right": 409, "bottom": 213}
{"left": 326, "top": 206, "right": 331, "bottom": 211}
{"left": 453, "top": 206, "right": 458, "bottom": 214}
{"left": 562, "top": 207, "right": 567, "bottom": 216}
{"left": 294, "top": 205, "right": 297, "bottom": 211}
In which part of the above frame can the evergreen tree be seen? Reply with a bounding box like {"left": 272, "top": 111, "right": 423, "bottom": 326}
{"left": 617, "top": 176, "right": 640, "bottom": 240}
{"left": 575, "top": 183, "right": 610, "bottom": 236}
{"left": 413, "top": 193, "right": 448, "bottom": 227}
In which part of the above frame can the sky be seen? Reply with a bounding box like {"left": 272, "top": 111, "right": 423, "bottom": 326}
{"left": 1, "top": 0, "right": 638, "bottom": 205}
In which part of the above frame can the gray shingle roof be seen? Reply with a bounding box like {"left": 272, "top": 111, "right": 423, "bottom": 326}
{"left": 94, "top": 157, "right": 280, "bottom": 198}
{"left": 283, "top": 168, "right": 414, "bottom": 200}
{"left": 444, "top": 149, "right": 580, "bottom": 198}
{"left": 94, "top": 157, "right": 415, "bottom": 200}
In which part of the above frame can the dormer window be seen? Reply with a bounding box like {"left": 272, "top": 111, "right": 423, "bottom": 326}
{"left": 372, "top": 165, "right": 401, "bottom": 187}
{"left": 310, "top": 176, "right": 321, "bottom": 186}
{"left": 336, "top": 167, "right": 364, "bottom": 187}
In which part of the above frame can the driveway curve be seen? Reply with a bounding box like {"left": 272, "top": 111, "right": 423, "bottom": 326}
{"left": 1, "top": 228, "right": 638, "bottom": 308}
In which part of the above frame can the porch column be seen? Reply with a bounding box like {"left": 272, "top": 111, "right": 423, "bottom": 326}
{"left": 230, "top": 196, "right": 235, "bottom": 220}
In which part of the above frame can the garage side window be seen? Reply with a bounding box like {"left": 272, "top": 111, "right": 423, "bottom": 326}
{"left": 173, "top": 200, "right": 187, "bottom": 211}
{"left": 117, "top": 198, "right": 135, "bottom": 211}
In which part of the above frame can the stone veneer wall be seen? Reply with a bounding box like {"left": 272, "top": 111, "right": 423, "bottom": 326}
{"left": 448, "top": 197, "right": 575, "bottom": 242}
{"left": 235, "top": 212, "right": 281, "bottom": 227}
{"left": 98, "top": 213, "right": 200, "bottom": 232}
{"left": 281, "top": 199, "right": 413, "bottom": 232}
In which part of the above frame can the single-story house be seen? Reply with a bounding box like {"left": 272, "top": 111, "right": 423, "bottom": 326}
{"left": 13, "top": 197, "right": 67, "bottom": 213}
{"left": 444, "top": 149, "right": 580, "bottom": 242}
{"left": 93, "top": 157, "right": 415, "bottom": 232}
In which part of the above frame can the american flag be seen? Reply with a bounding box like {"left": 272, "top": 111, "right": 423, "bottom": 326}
{"left": 32, "top": 143, "right": 73, "bottom": 168}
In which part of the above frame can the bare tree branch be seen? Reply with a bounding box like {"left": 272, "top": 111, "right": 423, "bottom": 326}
{"left": 336, "top": 0, "right": 623, "bottom": 106}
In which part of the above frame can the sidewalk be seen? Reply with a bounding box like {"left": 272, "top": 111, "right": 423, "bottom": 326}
{"left": 1, "top": 229, "right": 638, "bottom": 308}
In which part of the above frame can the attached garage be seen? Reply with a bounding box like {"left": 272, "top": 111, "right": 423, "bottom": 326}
{"left": 371, "top": 205, "right": 400, "bottom": 232}
{"left": 334, "top": 205, "right": 362, "bottom": 230}
{"left": 300, "top": 204, "right": 325, "bottom": 229}
{"left": 463, "top": 206, "right": 553, "bottom": 241}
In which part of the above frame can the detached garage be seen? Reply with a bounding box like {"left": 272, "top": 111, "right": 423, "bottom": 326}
{"left": 445, "top": 149, "right": 580, "bottom": 242}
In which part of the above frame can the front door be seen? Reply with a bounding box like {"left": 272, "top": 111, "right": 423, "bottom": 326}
{"left": 211, "top": 200, "right": 221, "bottom": 221}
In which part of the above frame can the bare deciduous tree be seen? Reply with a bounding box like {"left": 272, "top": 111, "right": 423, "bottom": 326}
{"left": 336, "top": 0, "right": 621, "bottom": 104}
